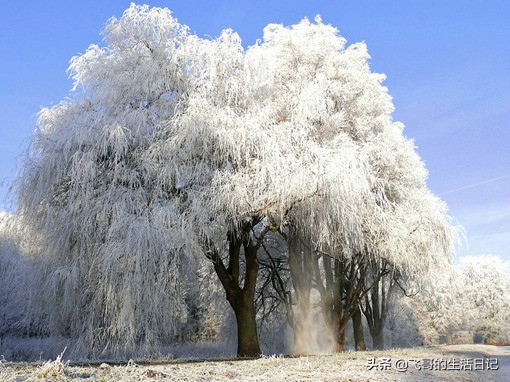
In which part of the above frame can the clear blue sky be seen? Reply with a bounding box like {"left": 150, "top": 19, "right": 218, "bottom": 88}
{"left": 0, "top": 1, "right": 508, "bottom": 259}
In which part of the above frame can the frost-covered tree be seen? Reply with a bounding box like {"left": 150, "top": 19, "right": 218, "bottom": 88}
{"left": 400, "top": 271, "right": 460, "bottom": 346}
{"left": 386, "top": 255, "right": 510, "bottom": 347}
{"left": 250, "top": 16, "right": 456, "bottom": 352}
{"left": 17, "top": 5, "right": 371, "bottom": 357}
{"left": 16, "top": 5, "right": 208, "bottom": 356}
{"left": 16, "top": 4, "right": 457, "bottom": 358}
{"left": 351, "top": 83, "right": 457, "bottom": 350}
{"left": 455, "top": 255, "right": 510, "bottom": 344}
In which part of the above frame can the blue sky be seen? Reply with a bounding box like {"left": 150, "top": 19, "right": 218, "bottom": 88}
{"left": 0, "top": 1, "right": 508, "bottom": 260}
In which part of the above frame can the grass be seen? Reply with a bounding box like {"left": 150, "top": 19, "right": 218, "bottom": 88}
{"left": 0, "top": 345, "right": 502, "bottom": 381}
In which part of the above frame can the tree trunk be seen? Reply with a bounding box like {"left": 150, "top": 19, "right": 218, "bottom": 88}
{"left": 332, "top": 321, "right": 346, "bottom": 352}
{"left": 371, "top": 321, "right": 384, "bottom": 350}
{"left": 209, "top": 225, "right": 262, "bottom": 358}
{"left": 352, "top": 307, "right": 366, "bottom": 351}
{"left": 233, "top": 294, "right": 261, "bottom": 357}
{"left": 362, "top": 259, "right": 393, "bottom": 351}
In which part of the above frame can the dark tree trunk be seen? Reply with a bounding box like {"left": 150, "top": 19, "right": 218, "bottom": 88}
{"left": 324, "top": 254, "right": 368, "bottom": 353}
{"left": 287, "top": 234, "right": 370, "bottom": 355}
{"left": 233, "top": 293, "right": 261, "bottom": 357}
{"left": 208, "top": 223, "right": 262, "bottom": 358}
{"left": 364, "top": 288, "right": 385, "bottom": 350}
{"left": 370, "top": 320, "right": 385, "bottom": 350}
{"left": 362, "top": 259, "right": 393, "bottom": 351}
{"left": 352, "top": 307, "right": 366, "bottom": 351}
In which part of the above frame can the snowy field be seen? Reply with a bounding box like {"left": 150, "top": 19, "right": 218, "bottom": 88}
{"left": 1, "top": 344, "right": 508, "bottom": 381}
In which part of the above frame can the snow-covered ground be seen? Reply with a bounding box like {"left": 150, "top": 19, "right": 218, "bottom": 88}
{"left": 0, "top": 344, "right": 506, "bottom": 381}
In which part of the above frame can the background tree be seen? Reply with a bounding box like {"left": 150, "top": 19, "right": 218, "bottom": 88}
{"left": 380, "top": 255, "right": 510, "bottom": 348}
{"left": 251, "top": 16, "right": 456, "bottom": 352}
{"left": 455, "top": 255, "right": 510, "bottom": 344}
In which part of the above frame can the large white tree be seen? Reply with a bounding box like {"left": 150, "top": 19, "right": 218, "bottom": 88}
{"left": 16, "top": 4, "right": 457, "bottom": 358}
{"left": 17, "top": 5, "right": 372, "bottom": 357}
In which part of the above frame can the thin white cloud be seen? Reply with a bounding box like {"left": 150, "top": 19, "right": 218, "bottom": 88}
{"left": 455, "top": 200, "right": 510, "bottom": 230}
{"left": 440, "top": 175, "right": 510, "bottom": 196}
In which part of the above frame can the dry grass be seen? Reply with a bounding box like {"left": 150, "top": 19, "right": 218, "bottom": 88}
{"left": 0, "top": 345, "right": 503, "bottom": 382}
{"left": 35, "top": 348, "right": 69, "bottom": 381}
